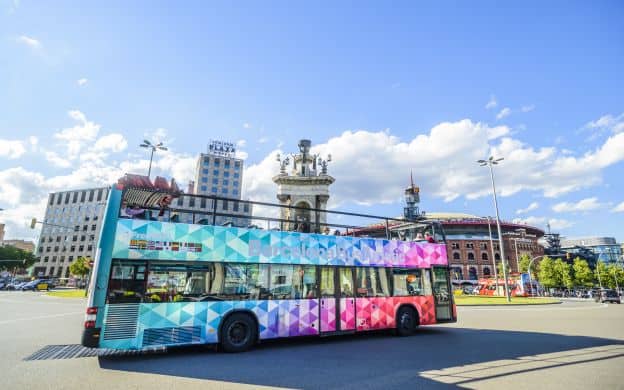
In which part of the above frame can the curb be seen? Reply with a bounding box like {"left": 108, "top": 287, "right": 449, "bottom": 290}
{"left": 457, "top": 301, "right": 563, "bottom": 307}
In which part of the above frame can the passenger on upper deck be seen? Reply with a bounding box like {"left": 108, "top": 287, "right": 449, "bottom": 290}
{"left": 424, "top": 232, "right": 436, "bottom": 243}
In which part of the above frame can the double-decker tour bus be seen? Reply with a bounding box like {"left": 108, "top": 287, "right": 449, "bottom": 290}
{"left": 82, "top": 174, "right": 456, "bottom": 352}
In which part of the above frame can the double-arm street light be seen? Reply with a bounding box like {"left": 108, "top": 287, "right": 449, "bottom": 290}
{"left": 478, "top": 156, "right": 511, "bottom": 302}
{"left": 140, "top": 140, "right": 167, "bottom": 178}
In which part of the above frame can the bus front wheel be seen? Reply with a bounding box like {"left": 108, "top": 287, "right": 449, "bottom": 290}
{"left": 396, "top": 306, "right": 419, "bottom": 337}
{"left": 220, "top": 313, "right": 257, "bottom": 353}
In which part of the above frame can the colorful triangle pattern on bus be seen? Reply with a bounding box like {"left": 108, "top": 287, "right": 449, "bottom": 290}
{"left": 112, "top": 219, "right": 447, "bottom": 268}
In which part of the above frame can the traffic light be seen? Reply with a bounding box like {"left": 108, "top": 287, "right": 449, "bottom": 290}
{"left": 30, "top": 218, "right": 37, "bottom": 229}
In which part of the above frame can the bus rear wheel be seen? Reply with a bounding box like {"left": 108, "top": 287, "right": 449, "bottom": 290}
{"left": 220, "top": 313, "right": 257, "bottom": 353}
{"left": 396, "top": 306, "right": 419, "bottom": 337}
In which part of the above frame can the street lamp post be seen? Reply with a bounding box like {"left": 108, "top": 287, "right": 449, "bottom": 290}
{"left": 478, "top": 156, "right": 511, "bottom": 302}
{"left": 140, "top": 140, "right": 168, "bottom": 178}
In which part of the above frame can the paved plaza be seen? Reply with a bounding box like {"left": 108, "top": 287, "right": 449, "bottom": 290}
{"left": 0, "top": 292, "right": 622, "bottom": 389}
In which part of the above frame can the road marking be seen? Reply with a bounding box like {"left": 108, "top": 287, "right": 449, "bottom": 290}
{"left": 0, "top": 311, "right": 83, "bottom": 325}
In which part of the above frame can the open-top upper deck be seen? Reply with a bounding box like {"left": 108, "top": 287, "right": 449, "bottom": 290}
{"left": 106, "top": 174, "right": 448, "bottom": 269}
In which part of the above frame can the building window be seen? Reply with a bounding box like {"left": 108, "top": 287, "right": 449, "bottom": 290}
{"left": 466, "top": 243, "right": 474, "bottom": 249}
{"left": 233, "top": 172, "right": 240, "bottom": 178}
{"left": 79, "top": 245, "right": 84, "bottom": 251}
{"left": 52, "top": 256, "right": 57, "bottom": 262}
{"left": 97, "top": 189, "right": 103, "bottom": 201}
{"left": 468, "top": 252, "right": 475, "bottom": 261}
{"left": 201, "top": 177, "right": 208, "bottom": 183}
{"left": 72, "top": 192, "right": 78, "bottom": 203}
{"left": 212, "top": 178, "right": 218, "bottom": 184}
{"left": 214, "top": 159, "right": 220, "bottom": 167}
{"left": 189, "top": 197, "right": 195, "bottom": 207}
{"left": 224, "top": 171, "right": 230, "bottom": 177}
{"left": 233, "top": 181, "right": 239, "bottom": 187}
{"left": 234, "top": 161, "right": 241, "bottom": 169}
{"left": 91, "top": 224, "right": 96, "bottom": 231}
{"left": 68, "top": 256, "right": 74, "bottom": 262}
{"left": 70, "top": 246, "right": 76, "bottom": 252}
{"left": 451, "top": 267, "right": 463, "bottom": 280}
{"left": 44, "top": 256, "right": 49, "bottom": 263}
{"left": 232, "top": 190, "right": 238, "bottom": 196}
{"left": 200, "top": 198, "right": 206, "bottom": 208}
{"left": 221, "top": 188, "right": 228, "bottom": 194}
{"left": 81, "top": 236, "right": 86, "bottom": 242}
{"left": 56, "top": 194, "right": 62, "bottom": 205}
{"left": 64, "top": 193, "right": 70, "bottom": 204}
{"left": 224, "top": 160, "right": 230, "bottom": 168}
{"left": 243, "top": 204, "right": 249, "bottom": 213}
{"left": 469, "top": 267, "right": 478, "bottom": 280}
{"left": 49, "top": 194, "right": 54, "bottom": 205}
{"left": 453, "top": 252, "right": 460, "bottom": 260}
{"left": 451, "top": 243, "right": 459, "bottom": 249}
{"left": 222, "top": 179, "right": 229, "bottom": 186}
{"left": 233, "top": 201, "right": 239, "bottom": 212}
{"left": 81, "top": 191, "right": 86, "bottom": 202}
{"left": 222, "top": 200, "right": 228, "bottom": 210}
{"left": 213, "top": 170, "right": 219, "bottom": 176}
{"left": 60, "top": 256, "right": 65, "bottom": 263}
{"left": 482, "top": 253, "right": 488, "bottom": 261}
{"left": 480, "top": 243, "right": 487, "bottom": 250}
{"left": 88, "top": 190, "right": 94, "bottom": 202}
{"left": 202, "top": 169, "right": 208, "bottom": 174}
{"left": 211, "top": 187, "right": 217, "bottom": 193}
{"left": 483, "top": 267, "right": 491, "bottom": 277}
{"left": 203, "top": 157, "right": 210, "bottom": 166}
{"left": 201, "top": 185, "right": 207, "bottom": 191}
{"left": 49, "top": 267, "right": 55, "bottom": 275}
{"left": 495, "top": 253, "right": 501, "bottom": 261}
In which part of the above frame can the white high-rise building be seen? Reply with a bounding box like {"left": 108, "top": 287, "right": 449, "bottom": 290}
{"left": 190, "top": 140, "right": 251, "bottom": 226}
{"left": 32, "top": 187, "right": 110, "bottom": 278}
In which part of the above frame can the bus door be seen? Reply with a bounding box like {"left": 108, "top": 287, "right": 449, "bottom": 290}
{"left": 431, "top": 267, "right": 453, "bottom": 321}
{"left": 319, "top": 267, "right": 356, "bottom": 333}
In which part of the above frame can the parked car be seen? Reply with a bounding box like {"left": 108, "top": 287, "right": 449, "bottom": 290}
{"left": 5, "top": 281, "right": 28, "bottom": 290}
{"left": 20, "top": 279, "right": 51, "bottom": 291}
{"left": 595, "top": 289, "right": 621, "bottom": 304}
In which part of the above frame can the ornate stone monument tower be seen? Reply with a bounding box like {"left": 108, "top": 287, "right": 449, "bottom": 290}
{"left": 273, "top": 139, "right": 335, "bottom": 232}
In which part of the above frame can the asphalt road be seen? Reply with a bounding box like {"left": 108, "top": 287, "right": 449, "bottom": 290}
{"left": 0, "top": 292, "right": 622, "bottom": 389}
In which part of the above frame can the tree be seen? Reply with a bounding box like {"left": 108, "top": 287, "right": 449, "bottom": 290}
{"left": 69, "top": 257, "right": 90, "bottom": 280}
{"left": 553, "top": 259, "right": 573, "bottom": 289}
{"left": 497, "top": 261, "right": 511, "bottom": 279}
{"left": 0, "top": 245, "right": 38, "bottom": 270}
{"left": 538, "top": 256, "right": 558, "bottom": 288}
{"left": 572, "top": 258, "right": 594, "bottom": 288}
{"left": 605, "top": 263, "right": 624, "bottom": 290}
{"left": 518, "top": 254, "right": 532, "bottom": 274}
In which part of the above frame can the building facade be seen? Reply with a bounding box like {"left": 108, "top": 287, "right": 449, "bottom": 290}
{"left": 561, "top": 237, "right": 622, "bottom": 264}
{"left": 193, "top": 142, "right": 244, "bottom": 198}
{"left": 1, "top": 239, "right": 35, "bottom": 252}
{"left": 437, "top": 215, "right": 544, "bottom": 282}
{"left": 32, "top": 187, "right": 110, "bottom": 278}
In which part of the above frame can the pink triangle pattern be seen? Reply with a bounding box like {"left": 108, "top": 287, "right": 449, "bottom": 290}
{"left": 320, "top": 298, "right": 336, "bottom": 332}
{"left": 339, "top": 298, "right": 356, "bottom": 330}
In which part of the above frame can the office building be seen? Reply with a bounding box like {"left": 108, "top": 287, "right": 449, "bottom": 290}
{"left": 32, "top": 187, "right": 110, "bottom": 278}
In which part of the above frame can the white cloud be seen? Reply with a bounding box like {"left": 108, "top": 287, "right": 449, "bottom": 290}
{"left": 496, "top": 107, "right": 511, "bottom": 120}
{"left": 512, "top": 216, "right": 574, "bottom": 231}
{"left": 17, "top": 35, "right": 41, "bottom": 49}
{"left": 77, "top": 78, "right": 88, "bottom": 87}
{"left": 258, "top": 137, "right": 268, "bottom": 144}
{"left": 0, "top": 139, "right": 26, "bottom": 159}
{"left": 585, "top": 112, "right": 624, "bottom": 135}
{"left": 44, "top": 151, "right": 71, "bottom": 168}
{"left": 236, "top": 139, "right": 247, "bottom": 148}
{"left": 552, "top": 197, "right": 604, "bottom": 213}
{"left": 244, "top": 119, "right": 624, "bottom": 208}
{"left": 485, "top": 95, "right": 497, "bottom": 110}
{"left": 243, "top": 123, "right": 251, "bottom": 129}
{"left": 521, "top": 105, "right": 535, "bottom": 113}
{"left": 486, "top": 125, "right": 511, "bottom": 140}
{"left": 612, "top": 202, "right": 624, "bottom": 213}
{"left": 53, "top": 110, "right": 100, "bottom": 158}
{"left": 516, "top": 202, "right": 539, "bottom": 214}
{"left": 94, "top": 133, "right": 128, "bottom": 153}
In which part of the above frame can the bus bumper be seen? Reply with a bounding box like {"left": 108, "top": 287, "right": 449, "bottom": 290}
{"left": 81, "top": 328, "right": 101, "bottom": 348}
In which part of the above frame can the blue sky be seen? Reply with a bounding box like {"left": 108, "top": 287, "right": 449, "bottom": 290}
{"left": 0, "top": 1, "right": 623, "bottom": 242}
